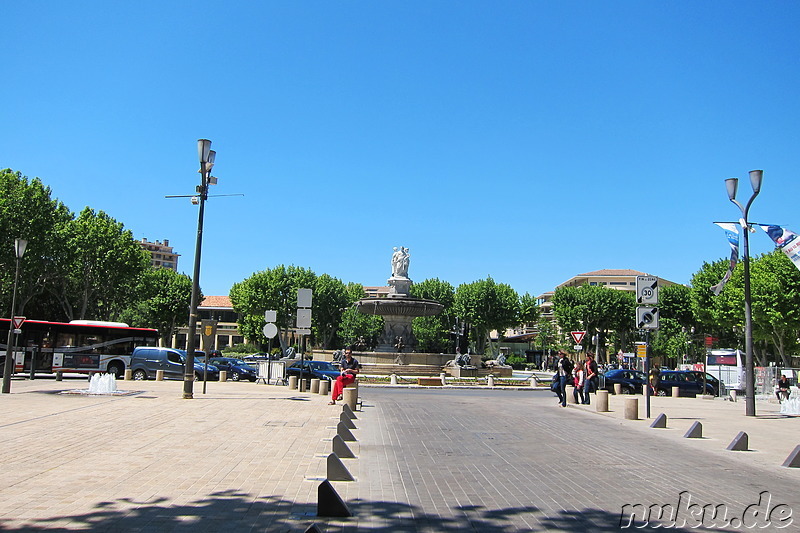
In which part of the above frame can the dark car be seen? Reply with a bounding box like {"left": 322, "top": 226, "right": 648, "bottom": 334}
{"left": 209, "top": 357, "right": 258, "bottom": 382}
{"left": 602, "top": 369, "right": 646, "bottom": 394}
{"left": 685, "top": 371, "right": 722, "bottom": 396}
{"left": 655, "top": 370, "right": 715, "bottom": 397}
{"left": 286, "top": 360, "right": 341, "bottom": 382}
{"left": 177, "top": 350, "right": 220, "bottom": 381}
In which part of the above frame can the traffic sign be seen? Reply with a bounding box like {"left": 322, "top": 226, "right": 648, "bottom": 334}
{"left": 296, "top": 308, "right": 312, "bottom": 328}
{"left": 636, "top": 343, "right": 647, "bottom": 357}
{"left": 295, "top": 328, "right": 311, "bottom": 335}
{"left": 636, "top": 306, "right": 659, "bottom": 330}
{"left": 12, "top": 316, "right": 25, "bottom": 329}
{"left": 297, "top": 288, "right": 313, "bottom": 308}
{"left": 262, "top": 323, "right": 278, "bottom": 339}
{"left": 570, "top": 331, "right": 586, "bottom": 344}
{"left": 264, "top": 310, "right": 277, "bottom": 322}
{"left": 636, "top": 276, "right": 659, "bottom": 304}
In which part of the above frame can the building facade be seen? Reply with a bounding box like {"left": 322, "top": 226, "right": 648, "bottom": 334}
{"left": 173, "top": 296, "right": 244, "bottom": 352}
{"left": 138, "top": 238, "right": 180, "bottom": 271}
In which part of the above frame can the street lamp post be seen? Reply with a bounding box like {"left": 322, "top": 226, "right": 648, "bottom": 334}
{"left": 183, "top": 139, "right": 215, "bottom": 399}
{"left": 725, "top": 169, "right": 763, "bottom": 417}
{"left": 2, "top": 238, "right": 28, "bottom": 394}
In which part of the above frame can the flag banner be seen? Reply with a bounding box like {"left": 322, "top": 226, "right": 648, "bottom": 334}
{"left": 760, "top": 225, "right": 800, "bottom": 272}
{"left": 710, "top": 223, "right": 739, "bottom": 295}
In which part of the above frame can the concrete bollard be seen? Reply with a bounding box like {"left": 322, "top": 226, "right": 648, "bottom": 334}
{"left": 566, "top": 385, "right": 578, "bottom": 404}
{"left": 672, "top": 386, "right": 680, "bottom": 398}
{"left": 440, "top": 372, "right": 447, "bottom": 386}
{"left": 530, "top": 377, "right": 537, "bottom": 388}
{"left": 487, "top": 374, "right": 495, "bottom": 387}
{"left": 156, "top": 370, "right": 164, "bottom": 381}
{"left": 596, "top": 390, "right": 609, "bottom": 412}
{"left": 614, "top": 383, "right": 622, "bottom": 395}
{"left": 288, "top": 375, "right": 298, "bottom": 390}
{"left": 311, "top": 378, "right": 320, "bottom": 393}
{"left": 299, "top": 378, "right": 307, "bottom": 392}
{"left": 219, "top": 370, "right": 227, "bottom": 382}
{"left": 319, "top": 379, "right": 329, "bottom": 396}
{"left": 343, "top": 388, "right": 358, "bottom": 411}
{"left": 623, "top": 397, "right": 639, "bottom": 420}
{"left": 56, "top": 371, "right": 63, "bottom": 382}
{"left": 390, "top": 374, "right": 398, "bottom": 385}
{"left": 123, "top": 369, "right": 132, "bottom": 381}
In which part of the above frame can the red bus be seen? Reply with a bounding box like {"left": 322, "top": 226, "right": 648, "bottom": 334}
{"left": 1, "top": 318, "right": 159, "bottom": 378}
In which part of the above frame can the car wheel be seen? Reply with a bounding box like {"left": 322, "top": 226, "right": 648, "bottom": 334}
{"left": 656, "top": 388, "right": 669, "bottom": 397}
{"left": 107, "top": 363, "right": 124, "bottom": 379}
{"left": 621, "top": 385, "right": 633, "bottom": 395}
{"left": 132, "top": 369, "right": 147, "bottom": 381}
{"left": 231, "top": 372, "right": 240, "bottom": 382}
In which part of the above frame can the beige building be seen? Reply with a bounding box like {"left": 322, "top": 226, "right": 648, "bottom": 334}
{"left": 173, "top": 296, "right": 244, "bottom": 352}
{"left": 138, "top": 238, "right": 180, "bottom": 271}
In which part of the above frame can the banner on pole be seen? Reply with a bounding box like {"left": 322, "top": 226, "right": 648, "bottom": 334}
{"left": 760, "top": 225, "right": 800, "bottom": 272}
{"left": 710, "top": 223, "right": 739, "bottom": 295}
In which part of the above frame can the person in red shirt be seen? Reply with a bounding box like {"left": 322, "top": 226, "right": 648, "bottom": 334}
{"left": 329, "top": 347, "right": 360, "bottom": 405}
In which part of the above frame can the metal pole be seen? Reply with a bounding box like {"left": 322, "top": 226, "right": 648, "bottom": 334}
{"left": 742, "top": 219, "right": 756, "bottom": 415}
{"left": 2, "top": 253, "right": 22, "bottom": 393}
{"left": 645, "top": 330, "right": 651, "bottom": 419}
{"left": 183, "top": 168, "right": 207, "bottom": 399}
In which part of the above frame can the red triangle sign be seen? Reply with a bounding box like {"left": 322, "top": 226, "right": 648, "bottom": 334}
{"left": 570, "top": 331, "right": 586, "bottom": 344}
{"left": 12, "top": 316, "right": 25, "bottom": 329}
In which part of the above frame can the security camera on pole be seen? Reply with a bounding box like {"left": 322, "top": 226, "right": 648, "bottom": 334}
{"left": 636, "top": 276, "right": 659, "bottom": 418}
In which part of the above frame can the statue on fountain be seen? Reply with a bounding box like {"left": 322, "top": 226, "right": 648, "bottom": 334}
{"left": 391, "top": 246, "right": 410, "bottom": 278}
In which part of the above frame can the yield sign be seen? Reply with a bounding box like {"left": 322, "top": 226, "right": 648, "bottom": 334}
{"left": 12, "top": 316, "right": 25, "bottom": 329}
{"left": 570, "top": 331, "right": 586, "bottom": 344}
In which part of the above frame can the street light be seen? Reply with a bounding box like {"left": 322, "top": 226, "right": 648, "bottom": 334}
{"left": 183, "top": 139, "right": 216, "bottom": 399}
{"left": 725, "top": 169, "right": 763, "bottom": 416}
{"left": 2, "top": 238, "right": 28, "bottom": 394}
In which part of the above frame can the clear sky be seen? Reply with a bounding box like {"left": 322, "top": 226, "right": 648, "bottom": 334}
{"left": 3, "top": 2, "right": 799, "bottom": 299}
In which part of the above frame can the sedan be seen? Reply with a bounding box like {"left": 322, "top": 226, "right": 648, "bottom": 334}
{"left": 210, "top": 357, "right": 258, "bottom": 382}
{"left": 602, "top": 369, "right": 646, "bottom": 394}
{"left": 285, "top": 360, "right": 341, "bottom": 382}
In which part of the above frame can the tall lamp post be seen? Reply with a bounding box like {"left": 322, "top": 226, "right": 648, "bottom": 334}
{"left": 183, "top": 139, "right": 215, "bottom": 399}
{"left": 725, "top": 169, "right": 762, "bottom": 417}
{"left": 2, "top": 238, "right": 28, "bottom": 394}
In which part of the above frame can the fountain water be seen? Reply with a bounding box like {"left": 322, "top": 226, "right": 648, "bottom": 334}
{"left": 88, "top": 373, "right": 118, "bottom": 394}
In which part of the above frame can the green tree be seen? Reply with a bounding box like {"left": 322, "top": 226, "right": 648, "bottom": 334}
{"left": 118, "top": 268, "right": 193, "bottom": 345}
{"left": 453, "top": 277, "right": 520, "bottom": 355}
{"left": 229, "top": 265, "right": 317, "bottom": 349}
{"left": 312, "top": 274, "right": 351, "bottom": 349}
{"left": 337, "top": 282, "right": 383, "bottom": 348}
{"left": 52, "top": 207, "right": 150, "bottom": 321}
{"left": 410, "top": 278, "right": 455, "bottom": 353}
{"left": 519, "top": 292, "right": 540, "bottom": 326}
{"left": 0, "top": 168, "right": 73, "bottom": 319}
{"left": 652, "top": 284, "right": 697, "bottom": 364}
{"left": 689, "top": 259, "right": 739, "bottom": 347}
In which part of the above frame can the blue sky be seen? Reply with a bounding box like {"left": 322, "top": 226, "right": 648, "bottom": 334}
{"left": 3, "top": 2, "right": 799, "bottom": 299}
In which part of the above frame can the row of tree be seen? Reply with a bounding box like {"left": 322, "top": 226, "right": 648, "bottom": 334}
{"left": 0, "top": 169, "right": 192, "bottom": 344}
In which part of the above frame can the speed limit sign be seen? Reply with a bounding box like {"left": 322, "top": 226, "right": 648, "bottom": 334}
{"left": 636, "top": 276, "right": 658, "bottom": 305}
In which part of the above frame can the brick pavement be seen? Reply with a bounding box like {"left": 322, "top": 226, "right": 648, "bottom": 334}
{"left": 0, "top": 378, "right": 798, "bottom": 532}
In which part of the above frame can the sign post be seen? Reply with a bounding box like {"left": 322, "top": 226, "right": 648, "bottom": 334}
{"left": 635, "top": 277, "right": 659, "bottom": 418}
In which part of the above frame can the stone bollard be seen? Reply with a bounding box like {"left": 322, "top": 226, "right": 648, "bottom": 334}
{"left": 672, "top": 386, "right": 680, "bottom": 398}
{"left": 390, "top": 374, "right": 398, "bottom": 385}
{"left": 319, "top": 379, "right": 329, "bottom": 396}
{"left": 614, "top": 383, "right": 622, "bottom": 395}
{"left": 219, "top": 370, "right": 227, "bottom": 382}
{"left": 623, "top": 397, "right": 639, "bottom": 420}
{"left": 440, "top": 372, "right": 447, "bottom": 386}
{"left": 288, "top": 375, "right": 298, "bottom": 390}
{"left": 156, "top": 370, "right": 164, "bottom": 381}
{"left": 596, "top": 390, "right": 610, "bottom": 412}
{"left": 343, "top": 388, "right": 358, "bottom": 411}
{"left": 487, "top": 374, "right": 495, "bottom": 387}
{"left": 530, "top": 377, "right": 537, "bottom": 388}
{"left": 56, "top": 371, "right": 63, "bottom": 382}
{"left": 299, "top": 378, "right": 307, "bottom": 392}
{"left": 311, "top": 378, "right": 320, "bottom": 393}
{"left": 566, "top": 385, "right": 578, "bottom": 404}
{"left": 124, "top": 369, "right": 132, "bottom": 381}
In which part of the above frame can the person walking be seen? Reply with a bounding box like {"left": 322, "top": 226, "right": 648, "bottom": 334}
{"left": 555, "top": 351, "right": 573, "bottom": 407}
{"left": 329, "top": 347, "right": 360, "bottom": 405}
{"left": 583, "top": 353, "right": 599, "bottom": 405}
{"left": 572, "top": 362, "right": 585, "bottom": 404}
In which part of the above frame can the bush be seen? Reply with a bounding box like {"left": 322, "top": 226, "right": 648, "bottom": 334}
{"left": 506, "top": 355, "right": 527, "bottom": 369}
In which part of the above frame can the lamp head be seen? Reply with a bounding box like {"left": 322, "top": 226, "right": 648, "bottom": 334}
{"left": 725, "top": 177, "right": 738, "bottom": 201}
{"left": 197, "top": 139, "right": 212, "bottom": 164}
{"left": 749, "top": 169, "right": 763, "bottom": 194}
{"left": 14, "top": 238, "right": 27, "bottom": 259}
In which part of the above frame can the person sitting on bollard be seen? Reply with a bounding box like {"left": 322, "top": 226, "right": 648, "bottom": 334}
{"left": 776, "top": 374, "right": 791, "bottom": 403}
{"left": 329, "top": 347, "right": 360, "bottom": 405}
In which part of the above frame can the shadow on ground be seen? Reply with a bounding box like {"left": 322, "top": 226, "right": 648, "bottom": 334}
{"left": 0, "top": 490, "right": 704, "bottom": 532}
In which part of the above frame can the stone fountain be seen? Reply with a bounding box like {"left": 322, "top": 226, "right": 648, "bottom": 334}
{"left": 355, "top": 247, "right": 443, "bottom": 353}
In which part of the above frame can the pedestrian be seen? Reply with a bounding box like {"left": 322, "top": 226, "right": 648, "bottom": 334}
{"left": 555, "top": 351, "right": 573, "bottom": 407}
{"left": 649, "top": 364, "right": 661, "bottom": 395}
{"left": 329, "top": 347, "right": 360, "bottom": 405}
{"left": 583, "top": 353, "right": 599, "bottom": 405}
{"left": 572, "top": 362, "right": 585, "bottom": 404}
{"left": 776, "top": 374, "right": 791, "bottom": 403}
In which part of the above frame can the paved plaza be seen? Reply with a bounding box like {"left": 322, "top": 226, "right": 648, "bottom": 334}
{"left": 0, "top": 377, "right": 798, "bottom": 532}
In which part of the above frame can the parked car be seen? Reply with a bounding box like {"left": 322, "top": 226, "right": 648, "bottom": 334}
{"left": 285, "top": 360, "right": 341, "bottom": 382}
{"left": 656, "top": 370, "right": 715, "bottom": 397}
{"left": 601, "top": 369, "right": 646, "bottom": 394}
{"left": 685, "top": 371, "right": 722, "bottom": 396}
{"left": 177, "top": 350, "right": 220, "bottom": 381}
{"left": 209, "top": 357, "right": 258, "bottom": 382}
{"left": 130, "top": 347, "right": 219, "bottom": 381}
